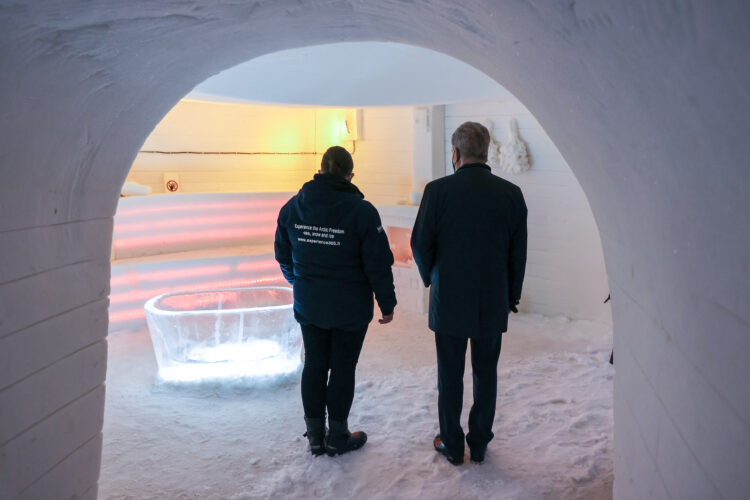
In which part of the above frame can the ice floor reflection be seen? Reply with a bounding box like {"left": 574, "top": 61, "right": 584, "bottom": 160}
{"left": 144, "top": 287, "right": 302, "bottom": 383}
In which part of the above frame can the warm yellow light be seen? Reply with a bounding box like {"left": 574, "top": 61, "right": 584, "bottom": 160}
{"left": 334, "top": 117, "right": 347, "bottom": 142}
{"left": 272, "top": 128, "right": 303, "bottom": 152}
{"left": 315, "top": 108, "right": 355, "bottom": 151}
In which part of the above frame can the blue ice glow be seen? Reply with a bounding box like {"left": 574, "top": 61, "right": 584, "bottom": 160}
{"left": 144, "top": 287, "right": 302, "bottom": 383}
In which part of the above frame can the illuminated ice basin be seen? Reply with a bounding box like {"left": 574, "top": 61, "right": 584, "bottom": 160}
{"left": 144, "top": 286, "right": 301, "bottom": 383}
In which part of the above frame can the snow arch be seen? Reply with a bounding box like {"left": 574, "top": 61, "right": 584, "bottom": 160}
{"left": 1, "top": 2, "right": 749, "bottom": 499}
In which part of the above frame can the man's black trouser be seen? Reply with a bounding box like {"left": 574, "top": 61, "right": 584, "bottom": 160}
{"left": 435, "top": 331, "right": 503, "bottom": 459}
{"left": 300, "top": 323, "right": 367, "bottom": 421}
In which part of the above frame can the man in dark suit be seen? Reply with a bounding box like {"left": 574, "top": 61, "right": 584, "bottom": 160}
{"left": 411, "top": 121, "right": 527, "bottom": 465}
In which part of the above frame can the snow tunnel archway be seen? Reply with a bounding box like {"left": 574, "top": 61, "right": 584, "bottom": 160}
{"left": 1, "top": 3, "right": 748, "bottom": 500}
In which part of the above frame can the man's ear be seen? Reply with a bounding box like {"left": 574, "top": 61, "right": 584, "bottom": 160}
{"left": 317, "top": 169, "right": 322, "bottom": 174}
{"left": 347, "top": 172, "right": 355, "bottom": 181}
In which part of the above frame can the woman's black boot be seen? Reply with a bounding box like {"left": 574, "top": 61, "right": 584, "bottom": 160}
{"left": 325, "top": 419, "right": 367, "bottom": 456}
{"left": 304, "top": 417, "right": 326, "bottom": 456}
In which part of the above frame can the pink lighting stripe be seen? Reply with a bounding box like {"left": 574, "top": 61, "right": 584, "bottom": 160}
{"left": 111, "top": 265, "right": 233, "bottom": 287}
{"left": 110, "top": 308, "right": 147, "bottom": 322}
{"left": 117, "top": 199, "right": 289, "bottom": 217}
{"left": 114, "top": 226, "right": 277, "bottom": 249}
{"left": 109, "top": 274, "right": 285, "bottom": 306}
{"left": 111, "top": 287, "right": 175, "bottom": 305}
{"left": 185, "top": 276, "right": 286, "bottom": 292}
{"left": 236, "top": 260, "right": 281, "bottom": 271}
{"left": 114, "top": 212, "right": 279, "bottom": 233}
{"left": 160, "top": 291, "right": 241, "bottom": 311}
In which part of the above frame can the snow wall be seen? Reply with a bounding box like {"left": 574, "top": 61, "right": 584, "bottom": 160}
{"left": 1, "top": 2, "right": 748, "bottom": 499}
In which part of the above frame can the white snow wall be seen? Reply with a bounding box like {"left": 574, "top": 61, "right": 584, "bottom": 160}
{"left": 0, "top": 2, "right": 748, "bottom": 500}
{"left": 445, "top": 99, "right": 611, "bottom": 324}
{"left": 126, "top": 100, "right": 414, "bottom": 206}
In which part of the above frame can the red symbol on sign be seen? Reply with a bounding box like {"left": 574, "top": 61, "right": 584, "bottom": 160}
{"left": 166, "top": 180, "right": 179, "bottom": 192}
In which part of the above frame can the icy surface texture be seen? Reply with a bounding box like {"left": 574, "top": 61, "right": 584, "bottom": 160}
{"left": 144, "top": 287, "right": 301, "bottom": 382}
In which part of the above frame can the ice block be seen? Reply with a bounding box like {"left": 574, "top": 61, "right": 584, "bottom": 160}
{"left": 144, "top": 286, "right": 302, "bottom": 382}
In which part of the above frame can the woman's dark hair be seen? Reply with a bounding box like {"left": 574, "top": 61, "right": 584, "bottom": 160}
{"left": 321, "top": 146, "right": 353, "bottom": 177}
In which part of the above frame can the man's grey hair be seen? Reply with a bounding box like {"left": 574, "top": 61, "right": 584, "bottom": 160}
{"left": 451, "top": 121, "right": 490, "bottom": 162}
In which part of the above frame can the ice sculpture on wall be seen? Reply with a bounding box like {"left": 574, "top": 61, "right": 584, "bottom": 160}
{"left": 144, "top": 286, "right": 302, "bottom": 383}
{"left": 481, "top": 119, "right": 503, "bottom": 170}
{"left": 499, "top": 118, "right": 531, "bottom": 174}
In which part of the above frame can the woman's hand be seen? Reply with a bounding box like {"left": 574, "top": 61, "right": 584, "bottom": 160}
{"left": 378, "top": 313, "right": 394, "bottom": 324}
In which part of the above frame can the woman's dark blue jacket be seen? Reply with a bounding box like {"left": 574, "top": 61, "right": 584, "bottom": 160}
{"left": 275, "top": 173, "right": 396, "bottom": 331}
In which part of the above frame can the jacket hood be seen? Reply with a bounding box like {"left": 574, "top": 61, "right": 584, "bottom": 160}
{"left": 293, "top": 173, "right": 365, "bottom": 222}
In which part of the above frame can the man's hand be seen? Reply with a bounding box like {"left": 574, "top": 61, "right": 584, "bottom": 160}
{"left": 378, "top": 313, "right": 394, "bottom": 324}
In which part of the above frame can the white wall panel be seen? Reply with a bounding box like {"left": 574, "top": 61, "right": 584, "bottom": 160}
{"left": 0, "top": 386, "right": 105, "bottom": 498}
{"left": 19, "top": 433, "right": 102, "bottom": 500}
{"left": 0, "top": 260, "right": 110, "bottom": 338}
{"left": 126, "top": 101, "right": 413, "bottom": 207}
{"left": 0, "top": 341, "right": 107, "bottom": 444}
{"left": 0, "top": 300, "right": 108, "bottom": 391}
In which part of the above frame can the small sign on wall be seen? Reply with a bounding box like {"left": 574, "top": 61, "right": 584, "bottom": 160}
{"left": 163, "top": 173, "right": 180, "bottom": 193}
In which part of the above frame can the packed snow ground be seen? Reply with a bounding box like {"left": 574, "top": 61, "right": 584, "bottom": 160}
{"left": 101, "top": 312, "right": 614, "bottom": 499}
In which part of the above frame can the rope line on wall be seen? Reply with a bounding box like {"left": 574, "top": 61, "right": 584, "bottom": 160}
{"left": 140, "top": 141, "right": 355, "bottom": 156}
{"left": 139, "top": 150, "right": 319, "bottom": 155}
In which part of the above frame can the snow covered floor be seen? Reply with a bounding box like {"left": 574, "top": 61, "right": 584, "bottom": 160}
{"left": 100, "top": 312, "right": 614, "bottom": 499}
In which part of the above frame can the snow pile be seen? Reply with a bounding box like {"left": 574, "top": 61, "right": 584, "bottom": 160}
{"left": 101, "top": 312, "right": 613, "bottom": 499}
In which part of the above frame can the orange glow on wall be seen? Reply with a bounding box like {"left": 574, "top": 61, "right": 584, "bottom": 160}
{"left": 128, "top": 100, "right": 326, "bottom": 194}
{"left": 315, "top": 108, "right": 355, "bottom": 151}
{"left": 388, "top": 226, "right": 414, "bottom": 268}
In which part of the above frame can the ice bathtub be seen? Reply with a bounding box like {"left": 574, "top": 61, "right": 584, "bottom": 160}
{"left": 144, "top": 286, "right": 302, "bottom": 383}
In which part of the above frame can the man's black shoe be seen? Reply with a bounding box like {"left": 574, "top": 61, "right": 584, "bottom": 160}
{"left": 469, "top": 443, "right": 487, "bottom": 463}
{"left": 433, "top": 435, "right": 463, "bottom": 465}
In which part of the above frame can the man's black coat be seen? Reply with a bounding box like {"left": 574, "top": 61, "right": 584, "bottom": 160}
{"left": 275, "top": 173, "right": 397, "bottom": 332}
{"left": 411, "top": 163, "right": 527, "bottom": 338}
